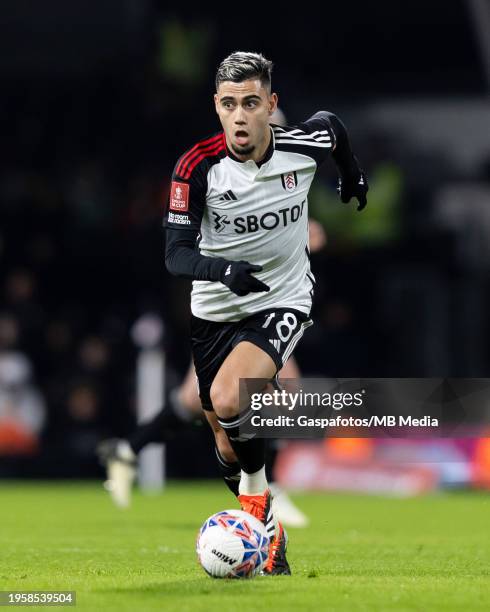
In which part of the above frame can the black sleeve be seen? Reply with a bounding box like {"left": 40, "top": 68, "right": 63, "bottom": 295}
{"left": 165, "top": 228, "right": 227, "bottom": 281}
{"left": 164, "top": 158, "right": 228, "bottom": 281}
{"left": 299, "top": 111, "right": 360, "bottom": 178}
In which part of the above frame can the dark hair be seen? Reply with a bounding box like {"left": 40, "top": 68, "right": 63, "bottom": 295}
{"left": 215, "top": 51, "right": 273, "bottom": 92}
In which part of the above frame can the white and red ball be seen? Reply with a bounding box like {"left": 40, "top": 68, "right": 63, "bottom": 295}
{"left": 196, "top": 509, "right": 269, "bottom": 578}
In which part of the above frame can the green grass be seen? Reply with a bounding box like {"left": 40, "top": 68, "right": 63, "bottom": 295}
{"left": 1, "top": 482, "right": 489, "bottom": 610}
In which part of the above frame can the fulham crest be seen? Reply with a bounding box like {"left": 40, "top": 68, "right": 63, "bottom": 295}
{"left": 281, "top": 171, "right": 298, "bottom": 192}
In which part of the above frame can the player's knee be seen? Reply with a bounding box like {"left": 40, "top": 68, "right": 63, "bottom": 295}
{"left": 210, "top": 381, "right": 238, "bottom": 419}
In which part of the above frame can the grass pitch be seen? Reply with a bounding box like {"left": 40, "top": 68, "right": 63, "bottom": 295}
{"left": 1, "top": 481, "right": 489, "bottom": 611}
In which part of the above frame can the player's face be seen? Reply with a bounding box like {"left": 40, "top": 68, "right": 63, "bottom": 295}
{"left": 214, "top": 79, "right": 278, "bottom": 161}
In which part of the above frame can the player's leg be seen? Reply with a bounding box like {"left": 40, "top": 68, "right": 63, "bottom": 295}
{"left": 211, "top": 308, "right": 312, "bottom": 573}
{"left": 211, "top": 307, "right": 312, "bottom": 497}
{"left": 174, "top": 362, "right": 244, "bottom": 494}
{"left": 125, "top": 361, "right": 203, "bottom": 451}
{"left": 210, "top": 340, "right": 290, "bottom": 575}
{"left": 211, "top": 341, "right": 275, "bottom": 495}
{"left": 203, "top": 409, "right": 241, "bottom": 496}
{"left": 203, "top": 353, "right": 309, "bottom": 526}
{"left": 97, "top": 361, "right": 202, "bottom": 507}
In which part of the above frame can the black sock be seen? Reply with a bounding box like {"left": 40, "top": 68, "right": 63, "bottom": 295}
{"left": 217, "top": 408, "right": 265, "bottom": 474}
{"left": 215, "top": 447, "right": 240, "bottom": 497}
{"left": 128, "top": 389, "right": 193, "bottom": 453}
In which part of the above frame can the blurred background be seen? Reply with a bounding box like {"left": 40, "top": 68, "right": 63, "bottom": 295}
{"left": 1, "top": 0, "right": 490, "bottom": 492}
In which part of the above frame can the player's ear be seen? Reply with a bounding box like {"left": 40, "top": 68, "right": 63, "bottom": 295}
{"left": 269, "top": 93, "right": 278, "bottom": 116}
{"left": 214, "top": 93, "right": 220, "bottom": 115}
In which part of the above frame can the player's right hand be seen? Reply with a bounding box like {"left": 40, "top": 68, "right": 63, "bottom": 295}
{"left": 221, "top": 261, "right": 270, "bottom": 296}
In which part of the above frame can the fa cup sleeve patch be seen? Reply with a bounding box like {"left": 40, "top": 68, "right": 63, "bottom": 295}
{"left": 170, "top": 181, "right": 190, "bottom": 211}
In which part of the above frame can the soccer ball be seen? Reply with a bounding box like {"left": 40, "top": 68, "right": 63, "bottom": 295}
{"left": 196, "top": 509, "right": 269, "bottom": 578}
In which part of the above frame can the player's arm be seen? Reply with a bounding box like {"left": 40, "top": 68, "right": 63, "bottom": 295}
{"left": 300, "top": 111, "right": 368, "bottom": 211}
{"left": 166, "top": 230, "right": 270, "bottom": 297}
{"left": 164, "top": 166, "right": 269, "bottom": 296}
{"left": 165, "top": 228, "right": 226, "bottom": 280}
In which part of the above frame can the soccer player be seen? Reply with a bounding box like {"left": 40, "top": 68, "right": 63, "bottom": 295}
{"left": 98, "top": 210, "right": 326, "bottom": 524}
{"left": 165, "top": 51, "right": 367, "bottom": 575}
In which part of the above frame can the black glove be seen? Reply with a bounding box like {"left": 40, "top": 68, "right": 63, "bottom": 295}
{"left": 337, "top": 170, "right": 368, "bottom": 211}
{"left": 221, "top": 260, "right": 270, "bottom": 296}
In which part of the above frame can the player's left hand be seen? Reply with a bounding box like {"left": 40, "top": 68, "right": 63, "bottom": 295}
{"left": 337, "top": 171, "right": 368, "bottom": 211}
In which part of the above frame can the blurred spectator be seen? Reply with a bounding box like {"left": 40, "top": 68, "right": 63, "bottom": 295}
{"left": 42, "top": 381, "right": 105, "bottom": 477}
{"left": 2, "top": 269, "right": 45, "bottom": 359}
{"left": 78, "top": 336, "right": 110, "bottom": 375}
{"left": 0, "top": 350, "right": 46, "bottom": 456}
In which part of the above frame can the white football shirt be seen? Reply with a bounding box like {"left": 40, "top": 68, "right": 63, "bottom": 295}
{"left": 165, "top": 111, "right": 336, "bottom": 322}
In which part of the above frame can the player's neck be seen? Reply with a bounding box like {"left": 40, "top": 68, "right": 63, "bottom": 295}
{"left": 228, "top": 128, "right": 272, "bottom": 164}
{"left": 250, "top": 128, "right": 272, "bottom": 163}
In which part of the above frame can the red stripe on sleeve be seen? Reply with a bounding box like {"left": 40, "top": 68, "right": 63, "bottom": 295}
{"left": 182, "top": 141, "right": 226, "bottom": 179}
{"left": 175, "top": 134, "right": 223, "bottom": 177}
{"left": 179, "top": 138, "right": 226, "bottom": 178}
